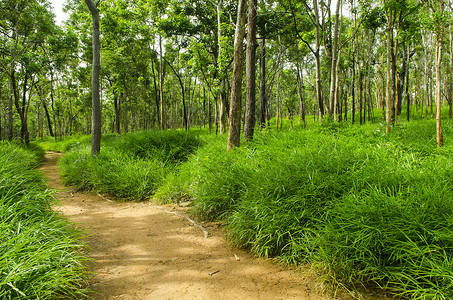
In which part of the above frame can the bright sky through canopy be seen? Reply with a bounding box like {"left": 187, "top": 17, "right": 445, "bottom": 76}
{"left": 49, "top": 0, "right": 69, "bottom": 25}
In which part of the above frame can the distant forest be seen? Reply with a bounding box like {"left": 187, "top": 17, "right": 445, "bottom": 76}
{"left": 0, "top": 0, "right": 449, "bottom": 146}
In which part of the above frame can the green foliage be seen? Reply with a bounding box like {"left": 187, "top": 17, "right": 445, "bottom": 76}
{"left": 0, "top": 142, "right": 89, "bottom": 299}
{"left": 47, "top": 121, "right": 453, "bottom": 298}
{"left": 58, "top": 131, "right": 203, "bottom": 200}
{"left": 160, "top": 122, "right": 453, "bottom": 298}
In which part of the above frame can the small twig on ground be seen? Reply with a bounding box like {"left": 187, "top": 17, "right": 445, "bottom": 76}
{"left": 97, "top": 193, "right": 115, "bottom": 204}
{"left": 151, "top": 205, "right": 210, "bottom": 239}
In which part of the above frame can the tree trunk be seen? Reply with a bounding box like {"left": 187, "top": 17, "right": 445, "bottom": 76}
{"left": 227, "top": 0, "right": 247, "bottom": 150}
{"left": 423, "top": 34, "right": 430, "bottom": 118}
{"left": 41, "top": 86, "right": 54, "bottom": 137}
{"left": 351, "top": 52, "right": 356, "bottom": 124}
{"left": 244, "top": 0, "right": 257, "bottom": 141}
{"left": 314, "top": 0, "right": 324, "bottom": 118}
{"left": 449, "top": 21, "right": 453, "bottom": 119}
{"left": 11, "top": 70, "right": 29, "bottom": 145}
{"left": 159, "top": 35, "right": 165, "bottom": 131}
{"left": 385, "top": 9, "right": 394, "bottom": 133}
{"left": 85, "top": 0, "right": 101, "bottom": 155}
{"left": 329, "top": 0, "right": 341, "bottom": 118}
{"left": 259, "top": 38, "right": 267, "bottom": 130}
{"left": 296, "top": 62, "right": 306, "bottom": 126}
{"left": 8, "top": 87, "right": 13, "bottom": 141}
{"left": 114, "top": 93, "right": 121, "bottom": 134}
{"left": 406, "top": 45, "right": 412, "bottom": 122}
{"left": 397, "top": 41, "right": 407, "bottom": 116}
{"left": 214, "top": 0, "right": 228, "bottom": 135}
{"left": 151, "top": 57, "right": 161, "bottom": 129}
{"left": 435, "top": 2, "right": 444, "bottom": 147}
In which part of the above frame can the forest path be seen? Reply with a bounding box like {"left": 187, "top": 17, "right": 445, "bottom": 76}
{"left": 38, "top": 151, "right": 327, "bottom": 300}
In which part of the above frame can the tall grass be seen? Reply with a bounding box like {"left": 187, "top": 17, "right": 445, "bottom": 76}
{"left": 0, "top": 142, "right": 89, "bottom": 299}
{"left": 160, "top": 121, "right": 453, "bottom": 298}
{"left": 58, "top": 130, "right": 203, "bottom": 200}
{"left": 46, "top": 120, "right": 453, "bottom": 298}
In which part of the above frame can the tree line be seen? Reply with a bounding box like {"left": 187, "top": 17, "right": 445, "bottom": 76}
{"left": 0, "top": 0, "right": 450, "bottom": 149}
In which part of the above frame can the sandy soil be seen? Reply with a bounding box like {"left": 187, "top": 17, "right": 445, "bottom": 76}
{"left": 38, "top": 151, "right": 332, "bottom": 300}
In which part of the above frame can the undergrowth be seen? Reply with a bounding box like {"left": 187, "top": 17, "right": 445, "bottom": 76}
{"left": 158, "top": 120, "right": 453, "bottom": 299}
{"left": 44, "top": 119, "right": 453, "bottom": 298}
{"left": 58, "top": 130, "right": 203, "bottom": 200}
{"left": 0, "top": 141, "right": 89, "bottom": 299}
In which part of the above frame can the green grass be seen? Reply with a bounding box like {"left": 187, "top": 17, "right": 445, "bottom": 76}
{"left": 57, "top": 130, "right": 204, "bottom": 200}
{"left": 160, "top": 120, "right": 453, "bottom": 298}
{"left": 40, "top": 118, "right": 453, "bottom": 298}
{"left": 0, "top": 141, "right": 89, "bottom": 299}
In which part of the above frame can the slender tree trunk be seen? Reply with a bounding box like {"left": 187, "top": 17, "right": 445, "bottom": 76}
{"left": 296, "top": 62, "right": 306, "bottom": 126}
{"left": 314, "top": 0, "right": 324, "bottom": 118}
{"left": 351, "top": 53, "right": 356, "bottom": 124}
{"left": 214, "top": 0, "right": 228, "bottom": 134}
{"left": 227, "top": 0, "right": 247, "bottom": 150}
{"left": 41, "top": 86, "right": 54, "bottom": 137}
{"left": 276, "top": 68, "right": 281, "bottom": 129}
{"left": 259, "top": 38, "right": 267, "bottom": 130}
{"left": 435, "top": 2, "right": 444, "bottom": 147}
{"left": 406, "top": 45, "right": 412, "bottom": 122}
{"left": 397, "top": 41, "right": 407, "bottom": 116}
{"left": 159, "top": 35, "right": 165, "bottom": 131}
{"left": 359, "top": 66, "right": 363, "bottom": 125}
{"left": 386, "top": 9, "right": 394, "bottom": 133}
{"left": 329, "top": 0, "right": 341, "bottom": 118}
{"left": 11, "top": 70, "right": 29, "bottom": 145}
{"left": 151, "top": 57, "right": 161, "bottom": 128}
{"left": 219, "top": 87, "right": 228, "bottom": 134}
{"left": 114, "top": 93, "right": 121, "bottom": 134}
{"left": 423, "top": 34, "right": 430, "bottom": 118}
{"left": 450, "top": 21, "right": 453, "bottom": 119}
{"left": 244, "top": 0, "right": 257, "bottom": 141}
{"left": 8, "top": 85, "right": 13, "bottom": 141}
{"left": 85, "top": 0, "right": 101, "bottom": 155}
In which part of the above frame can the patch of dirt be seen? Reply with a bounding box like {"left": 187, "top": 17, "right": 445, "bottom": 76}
{"left": 38, "top": 151, "right": 331, "bottom": 300}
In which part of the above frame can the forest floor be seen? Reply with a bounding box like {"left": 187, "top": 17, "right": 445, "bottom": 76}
{"left": 38, "top": 151, "right": 338, "bottom": 300}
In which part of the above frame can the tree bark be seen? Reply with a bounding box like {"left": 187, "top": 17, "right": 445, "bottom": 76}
{"left": 329, "top": 0, "right": 341, "bottom": 118}
{"left": 313, "top": 0, "right": 324, "bottom": 118}
{"left": 450, "top": 21, "right": 453, "bottom": 119}
{"left": 227, "top": 0, "right": 247, "bottom": 150}
{"left": 159, "top": 36, "right": 166, "bottom": 131}
{"left": 11, "top": 70, "right": 29, "bottom": 145}
{"left": 244, "top": 0, "right": 257, "bottom": 141}
{"left": 259, "top": 38, "right": 267, "bottom": 130}
{"left": 385, "top": 8, "right": 394, "bottom": 133}
{"left": 114, "top": 93, "right": 121, "bottom": 134}
{"left": 296, "top": 62, "right": 306, "bottom": 126}
{"left": 435, "top": 1, "right": 444, "bottom": 147}
{"left": 41, "top": 88, "right": 54, "bottom": 137}
{"left": 8, "top": 87, "right": 13, "bottom": 141}
{"left": 85, "top": 0, "right": 101, "bottom": 155}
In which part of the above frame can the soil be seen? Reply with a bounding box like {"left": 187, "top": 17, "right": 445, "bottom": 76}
{"left": 38, "top": 151, "right": 333, "bottom": 300}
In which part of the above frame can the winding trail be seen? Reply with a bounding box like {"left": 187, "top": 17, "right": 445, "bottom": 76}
{"left": 38, "top": 152, "right": 328, "bottom": 300}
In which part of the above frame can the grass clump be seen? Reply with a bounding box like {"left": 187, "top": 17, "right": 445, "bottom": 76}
{"left": 317, "top": 156, "right": 453, "bottom": 298}
{"left": 0, "top": 142, "right": 89, "bottom": 299}
{"left": 58, "top": 130, "right": 203, "bottom": 200}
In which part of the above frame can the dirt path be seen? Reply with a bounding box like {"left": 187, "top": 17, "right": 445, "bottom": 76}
{"left": 38, "top": 152, "right": 329, "bottom": 300}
